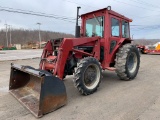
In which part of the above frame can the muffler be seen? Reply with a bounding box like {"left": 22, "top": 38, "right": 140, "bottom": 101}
{"left": 9, "top": 63, "right": 67, "bottom": 117}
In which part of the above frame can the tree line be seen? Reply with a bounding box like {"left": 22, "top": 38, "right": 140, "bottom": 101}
{"left": 0, "top": 29, "right": 74, "bottom": 46}
{"left": 1, "top": 29, "right": 159, "bottom": 47}
{"left": 133, "top": 39, "right": 160, "bottom": 45}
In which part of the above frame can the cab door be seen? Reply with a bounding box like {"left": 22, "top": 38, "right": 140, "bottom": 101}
{"left": 106, "top": 15, "right": 122, "bottom": 66}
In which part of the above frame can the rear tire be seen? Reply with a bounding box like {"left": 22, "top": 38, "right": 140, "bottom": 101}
{"left": 73, "top": 57, "right": 102, "bottom": 95}
{"left": 115, "top": 44, "right": 140, "bottom": 80}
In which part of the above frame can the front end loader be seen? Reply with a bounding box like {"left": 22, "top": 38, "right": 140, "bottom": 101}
{"left": 9, "top": 6, "right": 140, "bottom": 117}
{"left": 9, "top": 64, "right": 67, "bottom": 117}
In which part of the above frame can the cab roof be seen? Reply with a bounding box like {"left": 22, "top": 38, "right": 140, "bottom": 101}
{"left": 81, "top": 7, "right": 132, "bottom": 22}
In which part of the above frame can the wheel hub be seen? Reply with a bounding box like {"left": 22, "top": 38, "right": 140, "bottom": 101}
{"left": 84, "top": 67, "right": 96, "bottom": 86}
{"left": 127, "top": 52, "right": 138, "bottom": 73}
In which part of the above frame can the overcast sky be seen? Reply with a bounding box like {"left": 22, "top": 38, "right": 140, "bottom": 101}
{"left": 0, "top": 0, "right": 160, "bottom": 39}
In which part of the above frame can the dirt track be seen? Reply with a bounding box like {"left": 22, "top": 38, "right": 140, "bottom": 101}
{"left": 0, "top": 54, "right": 160, "bottom": 120}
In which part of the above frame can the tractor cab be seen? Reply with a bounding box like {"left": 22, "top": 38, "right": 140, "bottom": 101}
{"left": 80, "top": 7, "right": 133, "bottom": 67}
{"left": 80, "top": 7, "right": 132, "bottom": 40}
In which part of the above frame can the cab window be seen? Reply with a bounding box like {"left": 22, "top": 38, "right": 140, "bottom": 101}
{"left": 111, "top": 18, "right": 120, "bottom": 37}
{"left": 122, "top": 21, "right": 129, "bottom": 38}
{"left": 85, "top": 16, "right": 104, "bottom": 37}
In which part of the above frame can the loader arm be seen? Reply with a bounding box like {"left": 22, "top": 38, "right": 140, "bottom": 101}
{"left": 54, "top": 37, "right": 101, "bottom": 79}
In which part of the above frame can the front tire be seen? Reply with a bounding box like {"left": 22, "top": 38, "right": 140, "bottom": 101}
{"left": 115, "top": 44, "right": 140, "bottom": 80}
{"left": 73, "top": 57, "right": 102, "bottom": 95}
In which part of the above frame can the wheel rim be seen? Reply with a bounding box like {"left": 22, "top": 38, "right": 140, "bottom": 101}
{"left": 127, "top": 52, "right": 138, "bottom": 73}
{"left": 83, "top": 64, "right": 100, "bottom": 90}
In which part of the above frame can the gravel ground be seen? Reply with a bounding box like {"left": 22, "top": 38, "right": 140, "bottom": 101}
{"left": 0, "top": 49, "right": 42, "bottom": 61}
{"left": 0, "top": 54, "right": 160, "bottom": 120}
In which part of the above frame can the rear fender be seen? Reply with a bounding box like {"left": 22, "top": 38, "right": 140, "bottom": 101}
{"left": 110, "top": 38, "right": 132, "bottom": 63}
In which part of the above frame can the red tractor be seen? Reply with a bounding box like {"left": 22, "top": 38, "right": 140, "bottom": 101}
{"left": 9, "top": 6, "right": 140, "bottom": 117}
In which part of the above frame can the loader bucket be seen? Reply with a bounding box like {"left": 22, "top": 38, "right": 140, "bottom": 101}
{"left": 9, "top": 64, "right": 67, "bottom": 118}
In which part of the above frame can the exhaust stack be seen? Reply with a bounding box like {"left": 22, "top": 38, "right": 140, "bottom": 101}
{"left": 75, "top": 6, "right": 81, "bottom": 38}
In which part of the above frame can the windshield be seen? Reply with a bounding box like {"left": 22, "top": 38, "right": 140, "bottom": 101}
{"left": 85, "top": 16, "right": 104, "bottom": 37}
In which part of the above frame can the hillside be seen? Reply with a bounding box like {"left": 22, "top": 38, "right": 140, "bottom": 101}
{"left": 133, "top": 39, "right": 160, "bottom": 45}
{"left": 0, "top": 29, "right": 74, "bottom": 46}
